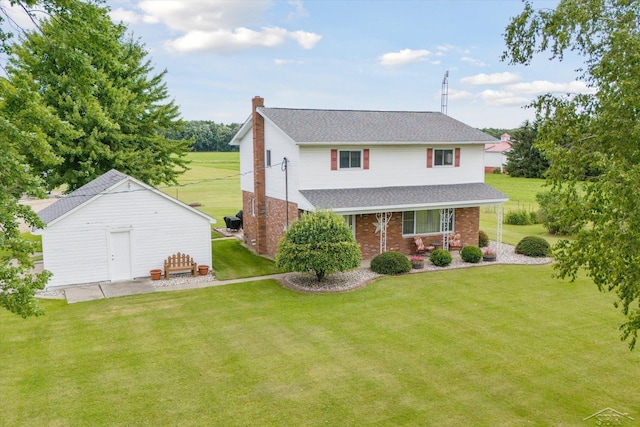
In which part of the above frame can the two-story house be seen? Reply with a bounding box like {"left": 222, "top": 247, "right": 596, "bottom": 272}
{"left": 230, "top": 96, "right": 508, "bottom": 259}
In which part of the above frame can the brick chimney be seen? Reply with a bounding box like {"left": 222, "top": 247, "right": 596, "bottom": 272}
{"left": 252, "top": 96, "right": 267, "bottom": 254}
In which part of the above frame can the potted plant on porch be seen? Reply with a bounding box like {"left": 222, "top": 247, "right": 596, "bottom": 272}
{"left": 483, "top": 248, "right": 497, "bottom": 262}
{"left": 411, "top": 255, "right": 425, "bottom": 269}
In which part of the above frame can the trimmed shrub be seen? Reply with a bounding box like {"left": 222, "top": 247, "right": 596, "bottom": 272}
{"left": 504, "top": 210, "right": 532, "bottom": 225}
{"left": 529, "top": 211, "right": 539, "bottom": 224}
{"left": 515, "top": 236, "right": 551, "bottom": 257}
{"left": 429, "top": 249, "right": 452, "bottom": 267}
{"left": 478, "top": 230, "right": 489, "bottom": 247}
{"left": 370, "top": 251, "right": 411, "bottom": 275}
{"left": 460, "top": 245, "right": 483, "bottom": 263}
{"left": 492, "top": 167, "right": 502, "bottom": 174}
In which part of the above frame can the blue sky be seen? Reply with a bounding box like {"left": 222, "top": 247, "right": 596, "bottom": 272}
{"left": 18, "top": 0, "right": 591, "bottom": 129}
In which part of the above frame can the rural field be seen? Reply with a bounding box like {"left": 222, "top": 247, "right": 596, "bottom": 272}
{"left": 3, "top": 153, "right": 638, "bottom": 426}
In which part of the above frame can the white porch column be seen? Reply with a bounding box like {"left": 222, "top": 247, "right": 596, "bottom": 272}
{"left": 496, "top": 204, "right": 504, "bottom": 260}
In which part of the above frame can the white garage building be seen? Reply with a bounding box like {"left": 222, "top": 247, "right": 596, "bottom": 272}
{"left": 34, "top": 169, "right": 215, "bottom": 288}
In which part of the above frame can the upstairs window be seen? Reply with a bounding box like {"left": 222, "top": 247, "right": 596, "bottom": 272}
{"left": 434, "top": 149, "right": 454, "bottom": 166}
{"left": 339, "top": 150, "right": 361, "bottom": 169}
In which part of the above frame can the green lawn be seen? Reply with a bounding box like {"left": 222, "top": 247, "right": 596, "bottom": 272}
{"left": 2, "top": 265, "right": 638, "bottom": 426}
{"left": 159, "top": 152, "right": 241, "bottom": 224}
{"left": 481, "top": 174, "right": 564, "bottom": 246}
{"left": 212, "top": 238, "right": 281, "bottom": 280}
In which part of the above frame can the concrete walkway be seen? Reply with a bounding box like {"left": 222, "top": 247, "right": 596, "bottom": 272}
{"left": 58, "top": 273, "right": 290, "bottom": 304}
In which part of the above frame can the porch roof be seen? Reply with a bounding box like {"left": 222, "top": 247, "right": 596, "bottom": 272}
{"left": 299, "top": 183, "right": 508, "bottom": 214}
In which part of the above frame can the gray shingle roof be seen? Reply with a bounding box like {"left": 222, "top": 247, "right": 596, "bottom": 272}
{"left": 258, "top": 108, "right": 497, "bottom": 143}
{"left": 300, "top": 183, "right": 508, "bottom": 212}
{"left": 37, "top": 169, "right": 128, "bottom": 224}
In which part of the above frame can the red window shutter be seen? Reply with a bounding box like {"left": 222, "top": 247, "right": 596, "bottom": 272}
{"left": 363, "top": 149, "right": 369, "bottom": 169}
{"left": 427, "top": 148, "right": 433, "bottom": 168}
{"left": 455, "top": 148, "right": 461, "bottom": 167}
{"left": 331, "top": 149, "right": 337, "bottom": 170}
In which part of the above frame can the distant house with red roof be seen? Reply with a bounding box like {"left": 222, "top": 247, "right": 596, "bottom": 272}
{"left": 484, "top": 133, "right": 512, "bottom": 173}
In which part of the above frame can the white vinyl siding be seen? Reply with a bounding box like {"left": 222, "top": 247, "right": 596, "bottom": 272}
{"left": 298, "top": 145, "right": 484, "bottom": 190}
{"left": 40, "top": 180, "right": 212, "bottom": 288}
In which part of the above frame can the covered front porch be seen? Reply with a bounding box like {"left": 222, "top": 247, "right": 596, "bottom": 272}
{"left": 299, "top": 183, "right": 508, "bottom": 260}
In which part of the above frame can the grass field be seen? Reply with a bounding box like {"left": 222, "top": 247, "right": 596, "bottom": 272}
{"left": 159, "top": 152, "right": 242, "bottom": 224}
{"left": 2, "top": 265, "right": 638, "bottom": 426}
{"left": 480, "top": 173, "right": 563, "bottom": 246}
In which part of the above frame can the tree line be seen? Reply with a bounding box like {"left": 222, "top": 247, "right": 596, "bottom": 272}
{"left": 166, "top": 121, "right": 240, "bottom": 152}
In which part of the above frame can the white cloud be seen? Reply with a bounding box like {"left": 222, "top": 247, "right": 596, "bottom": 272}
{"left": 124, "top": 0, "right": 321, "bottom": 54}
{"left": 378, "top": 49, "right": 431, "bottom": 66}
{"left": 287, "top": 0, "right": 309, "bottom": 20}
{"left": 481, "top": 90, "right": 529, "bottom": 106}
{"left": 275, "top": 58, "right": 303, "bottom": 65}
{"left": 109, "top": 7, "right": 142, "bottom": 24}
{"left": 461, "top": 72, "right": 520, "bottom": 86}
{"left": 138, "top": 0, "right": 268, "bottom": 32}
{"left": 460, "top": 56, "right": 486, "bottom": 67}
{"left": 289, "top": 30, "right": 322, "bottom": 49}
{"left": 506, "top": 80, "right": 596, "bottom": 95}
{"left": 448, "top": 89, "right": 474, "bottom": 101}
{"left": 166, "top": 27, "right": 289, "bottom": 53}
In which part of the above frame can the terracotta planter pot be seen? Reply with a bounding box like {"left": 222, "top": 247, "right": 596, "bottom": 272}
{"left": 150, "top": 269, "right": 162, "bottom": 280}
{"left": 198, "top": 265, "right": 209, "bottom": 276}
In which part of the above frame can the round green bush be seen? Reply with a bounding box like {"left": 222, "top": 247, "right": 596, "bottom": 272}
{"left": 460, "top": 245, "right": 482, "bottom": 263}
{"left": 478, "top": 230, "right": 489, "bottom": 247}
{"left": 429, "top": 249, "right": 452, "bottom": 267}
{"left": 370, "top": 251, "right": 411, "bottom": 275}
{"left": 515, "top": 236, "right": 551, "bottom": 257}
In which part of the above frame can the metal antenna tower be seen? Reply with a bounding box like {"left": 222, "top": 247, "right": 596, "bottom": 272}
{"left": 441, "top": 70, "right": 449, "bottom": 115}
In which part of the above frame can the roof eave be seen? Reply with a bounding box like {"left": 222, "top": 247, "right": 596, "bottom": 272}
{"left": 296, "top": 140, "right": 492, "bottom": 146}
{"left": 313, "top": 198, "right": 509, "bottom": 215}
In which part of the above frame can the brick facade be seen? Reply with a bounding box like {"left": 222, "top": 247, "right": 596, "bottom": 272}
{"left": 353, "top": 207, "right": 480, "bottom": 259}
{"left": 244, "top": 202, "right": 481, "bottom": 260}
{"left": 242, "top": 191, "right": 300, "bottom": 259}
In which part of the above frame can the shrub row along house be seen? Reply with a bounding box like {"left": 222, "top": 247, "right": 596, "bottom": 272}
{"left": 231, "top": 96, "right": 508, "bottom": 260}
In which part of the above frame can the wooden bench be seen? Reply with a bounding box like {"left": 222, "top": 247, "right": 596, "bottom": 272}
{"left": 164, "top": 252, "right": 197, "bottom": 279}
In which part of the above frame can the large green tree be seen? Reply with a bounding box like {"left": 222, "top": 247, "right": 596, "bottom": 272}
{"left": 6, "top": 0, "right": 190, "bottom": 192}
{"left": 505, "top": 120, "right": 549, "bottom": 178}
{"left": 503, "top": 0, "right": 640, "bottom": 348}
{"left": 0, "top": 0, "right": 74, "bottom": 317}
{"left": 276, "top": 211, "right": 361, "bottom": 282}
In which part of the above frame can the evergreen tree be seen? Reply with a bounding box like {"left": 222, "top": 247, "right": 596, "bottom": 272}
{"left": 6, "top": 0, "right": 190, "bottom": 192}
{"left": 505, "top": 120, "right": 549, "bottom": 178}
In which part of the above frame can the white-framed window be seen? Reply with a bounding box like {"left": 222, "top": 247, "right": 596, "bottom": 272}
{"left": 339, "top": 150, "right": 361, "bottom": 169}
{"left": 342, "top": 214, "right": 356, "bottom": 236}
{"left": 266, "top": 149, "right": 272, "bottom": 167}
{"left": 434, "top": 149, "right": 454, "bottom": 166}
{"left": 402, "top": 209, "right": 454, "bottom": 235}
